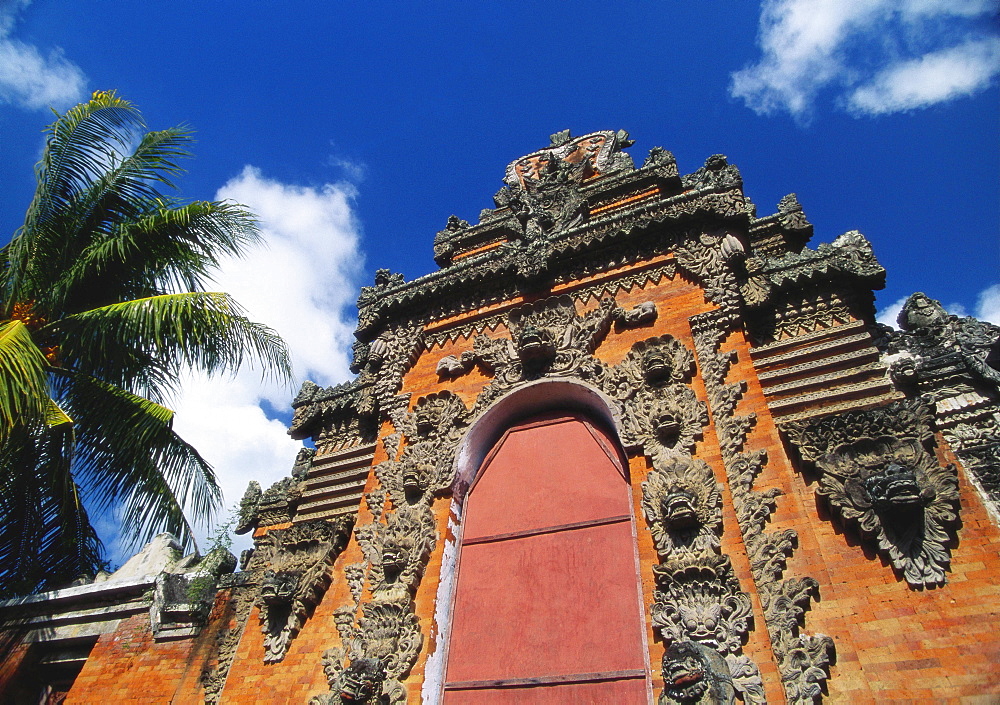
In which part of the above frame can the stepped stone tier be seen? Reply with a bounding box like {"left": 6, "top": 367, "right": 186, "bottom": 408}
{"left": 3, "top": 130, "right": 999, "bottom": 703}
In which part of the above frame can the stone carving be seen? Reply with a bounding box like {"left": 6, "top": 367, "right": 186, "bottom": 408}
{"left": 235, "top": 480, "right": 262, "bottom": 535}
{"left": 435, "top": 350, "right": 474, "bottom": 378}
{"left": 461, "top": 295, "right": 618, "bottom": 412}
{"left": 777, "top": 193, "right": 811, "bottom": 233}
{"left": 676, "top": 230, "right": 745, "bottom": 310}
{"left": 785, "top": 399, "right": 960, "bottom": 587}
{"left": 690, "top": 309, "right": 833, "bottom": 703}
{"left": 376, "top": 391, "right": 468, "bottom": 503}
{"left": 433, "top": 215, "right": 470, "bottom": 266}
{"left": 356, "top": 504, "right": 437, "bottom": 604}
{"left": 604, "top": 335, "right": 708, "bottom": 460}
{"left": 642, "top": 455, "right": 722, "bottom": 560}
{"left": 651, "top": 555, "right": 764, "bottom": 704}
{"left": 659, "top": 640, "right": 736, "bottom": 705}
{"left": 255, "top": 518, "right": 352, "bottom": 663}
{"left": 652, "top": 555, "right": 752, "bottom": 656}
{"left": 334, "top": 657, "right": 387, "bottom": 704}
{"left": 150, "top": 547, "right": 238, "bottom": 641}
{"left": 880, "top": 293, "right": 1000, "bottom": 507}
{"left": 681, "top": 154, "right": 742, "bottom": 191}
{"left": 494, "top": 153, "right": 589, "bottom": 239}
{"left": 200, "top": 575, "right": 258, "bottom": 704}
{"left": 317, "top": 601, "right": 423, "bottom": 705}
{"left": 614, "top": 300, "right": 658, "bottom": 327}
{"left": 642, "top": 146, "right": 679, "bottom": 175}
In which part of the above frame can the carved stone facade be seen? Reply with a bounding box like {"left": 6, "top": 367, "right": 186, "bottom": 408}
{"left": 5, "top": 129, "right": 1000, "bottom": 704}
{"left": 784, "top": 400, "right": 960, "bottom": 587}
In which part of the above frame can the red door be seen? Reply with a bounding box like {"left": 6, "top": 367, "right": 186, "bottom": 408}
{"left": 443, "top": 412, "right": 649, "bottom": 703}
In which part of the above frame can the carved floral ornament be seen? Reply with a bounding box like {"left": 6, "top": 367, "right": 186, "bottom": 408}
{"left": 784, "top": 399, "right": 960, "bottom": 588}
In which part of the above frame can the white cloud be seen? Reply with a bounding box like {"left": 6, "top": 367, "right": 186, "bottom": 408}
{"left": 0, "top": 1, "right": 86, "bottom": 110}
{"left": 848, "top": 38, "right": 1000, "bottom": 114}
{"left": 731, "top": 0, "right": 1000, "bottom": 119}
{"left": 975, "top": 283, "right": 1000, "bottom": 324}
{"left": 171, "top": 167, "right": 364, "bottom": 552}
{"left": 877, "top": 294, "right": 909, "bottom": 327}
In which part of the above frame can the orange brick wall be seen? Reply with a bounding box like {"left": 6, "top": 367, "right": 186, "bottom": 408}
{"left": 66, "top": 590, "right": 236, "bottom": 704}
{"left": 34, "top": 258, "right": 1000, "bottom": 703}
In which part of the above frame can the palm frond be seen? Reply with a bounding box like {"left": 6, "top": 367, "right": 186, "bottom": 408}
{"left": 0, "top": 423, "right": 101, "bottom": 598}
{"left": 49, "top": 292, "right": 291, "bottom": 397}
{"left": 4, "top": 91, "right": 142, "bottom": 313}
{"left": 52, "top": 369, "right": 220, "bottom": 553}
{"left": 47, "top": 200, "right": 260, "bottom": 317}
{"left": 0, "top": 320, "right": 52, "bottom": 442}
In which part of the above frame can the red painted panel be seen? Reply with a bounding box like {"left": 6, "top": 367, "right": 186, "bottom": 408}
{"left": 462, "top": 415, "right": 631, "bottom": 540}
{"left": 444, "top": 678, "right": 648, "bottom": 704}
{"left": 446, "top": 522, "right": 645, "bottom": 682}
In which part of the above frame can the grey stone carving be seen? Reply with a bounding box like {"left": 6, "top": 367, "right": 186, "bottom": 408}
{"left": 459, "top": 295, "right": 617, "bottom": 411}
{"left": 614, "top": 300, "right": 659, "bottom": 327}
{"left": 376, "top": 391, "right": 468, "bottom": 503}
{"left": 200, "top": 575, "right": 257, "bottom": 704}
{"left": 880, "top": 293, "right": 1000, "bottom": 507}
{"left": 659, "top": 640, "right": 736, "bottom": 705}
{"left": 604, "top": 335, "right": 708, "bottom": 461}
{"left": 642, "top": 455, "right": 722, "bottom": 560}
{"left": 149, "top": 546, "right": 237, "bottom": 641}
{"left": 676, "top": 230, "right": 746, "bottom": 310}
{"left": 652, "top": 555, "right": 753, "bottom": 657}
{"left": 784, "top": 399, "right": 960, "bottom": 587}
{"left": 690, "top": 308, "right": 833, "bottom": 703}
{"left": 356, "top": 504, "right": 437, "bottom": 604}
{"left": 433, "top": 215, "right": 469, "bottom": 267}
{"left": 681, "top": 154, "right": 742, "bottom": 191}
{"left": 318, "top": 601, "right": 423, "bottom": 705}
{"left": 254, "top": 518, "right": 352, "bottom": 663}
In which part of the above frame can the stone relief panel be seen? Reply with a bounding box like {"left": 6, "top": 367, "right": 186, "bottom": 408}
{"left": 375, "top": 391, "right": 468, "bottom": 503}
{"left": 355, "top": 504, "right": 437, "bottom": 605}
{"left": 642, "top": 455, "right": 723, "bottom": 560}
{"left": 659, "top": 640, "right": 737, "bottom": 705}
{"left": 690, "top": 308, "right": 833, "bottom": 704}
{"left": 785, "top": 399, "right": 960, "bottom": 588}
{"left": 604, "top": 335, "right": 708, "bottom": 462}
{"left": 879, "top": 292, "right": 1000, "bottom": 508}
{"left": 254, "top": 518, "right": 352, "bottom": 663}
{"left": 315, "top": 601, "right": 423, "bottom": 705}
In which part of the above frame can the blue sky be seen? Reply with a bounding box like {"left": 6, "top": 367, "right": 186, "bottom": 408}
{"left": 1, "top": 1, "right": 997, "bottom": 557}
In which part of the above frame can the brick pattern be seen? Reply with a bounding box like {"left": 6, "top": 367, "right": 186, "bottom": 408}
{"left": 40, "top": 260, "right": 1000, "bottom": 703}
{"left": 65, "top": 589, "right": 235, "bottom": 704}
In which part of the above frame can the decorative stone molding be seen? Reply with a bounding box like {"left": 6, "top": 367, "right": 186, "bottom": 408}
{"left": 784, "top": 399, "right": 960, "bottom": 587}
{"left": 255, "top": 518, "right": 352, "bottom": 663}
{"left": 879, "top": 293, "right": 1000, "bottom": 509}
{"left": 355, "top": 504, "right": 437, "bottom": 605}
{"left": 317, "top": 601, "right": 423, "bottom": 705}
{"left": 690, "top": 308, "right": 833, "bottom": 703}
{"left": 642, "top": 455, "right": 722, "bottom": 560}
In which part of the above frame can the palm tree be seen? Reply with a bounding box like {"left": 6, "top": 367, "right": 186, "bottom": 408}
{"left": 0, "top": 91, "right": 290, "bottom": 597}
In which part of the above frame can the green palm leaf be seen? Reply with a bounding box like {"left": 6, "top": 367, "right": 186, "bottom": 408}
{"left": 0, "top": 92, "right": 292, "bottom": 597}
{"left": 0, "top": 320, "right": 51, "bottom": 441}
{"left": 49, "top": 292, "right": 290, "bottom": 399}
{"left": 53, "top": 370, "right": 219, "bottom": 552}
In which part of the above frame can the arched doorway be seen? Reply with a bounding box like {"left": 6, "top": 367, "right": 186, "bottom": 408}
{"left": 442, "top": 411, "right": 649, "bottom": 703}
